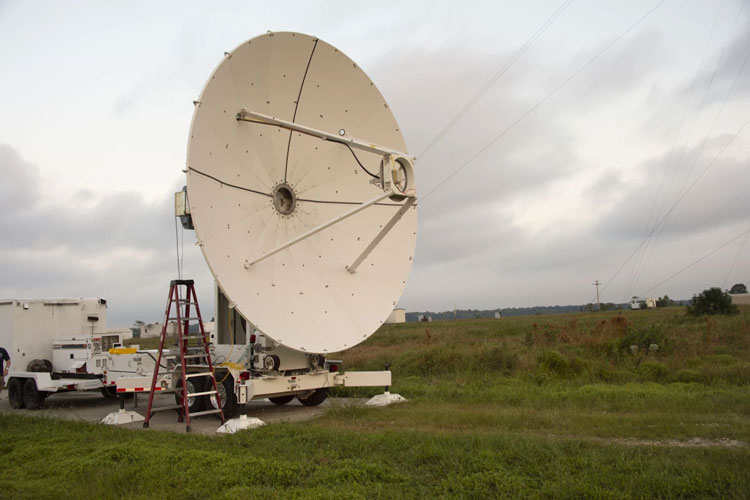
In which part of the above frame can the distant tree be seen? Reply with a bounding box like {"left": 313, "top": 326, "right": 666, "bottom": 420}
{"left": 729, "top": 283, "right": 748, "bottom": 294}
{"left": 655, "top": 295, "right": 674, "bottom": 307}
{"left": 687, "top": 287, "right": 738, "bottom": 316}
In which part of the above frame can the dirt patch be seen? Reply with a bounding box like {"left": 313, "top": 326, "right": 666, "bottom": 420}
{"left": 597, "top": 436, "right": 746, "bottom": 448}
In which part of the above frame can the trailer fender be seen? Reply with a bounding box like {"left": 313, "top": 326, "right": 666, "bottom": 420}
{"left": 8, "top": 372, "right": 57, "bottom": 392}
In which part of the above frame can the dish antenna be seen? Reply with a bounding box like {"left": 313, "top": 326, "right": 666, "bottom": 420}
{"left": 185, "top": 32, "right": 417, "bottom": 354}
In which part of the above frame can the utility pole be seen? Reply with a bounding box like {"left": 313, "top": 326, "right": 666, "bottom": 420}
{"left": 593, "top": 280, "right": 601, "bottom": 311}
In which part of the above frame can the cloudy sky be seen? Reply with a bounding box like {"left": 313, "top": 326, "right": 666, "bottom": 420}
{"left": 1, "top": 0, "right": 748, "bottom": 327}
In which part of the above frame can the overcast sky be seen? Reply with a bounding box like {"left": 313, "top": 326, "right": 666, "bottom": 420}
{"left": 1, "top": 0, "right": 748, "bottom": 327}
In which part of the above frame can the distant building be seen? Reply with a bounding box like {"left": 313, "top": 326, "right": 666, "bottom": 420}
{"left": 136, "top": 321, "right": 214, "bottom": 339}
{"left": 630, "top": 297, "right": 656, "bottom": 310}
{"left": 730, "top": 293, "right": 750, "bottom": 306}
{"left": 385, "top": 308, "right": 406, "bottom": 324}
{"left": 494, "top": 311, "right": 502, "bottom": 319}
{"left": 139, "top": 322, "right": 176, "bottom": 338}
{"left": 106, "top": 327, "right": 133, "bottom": 342}
{"left": 418, "top": 314, "right": 432, "bottom": 322}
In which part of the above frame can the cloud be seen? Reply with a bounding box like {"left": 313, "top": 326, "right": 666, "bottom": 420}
{"left": 2, "top": 2, "right": 749, "bottom": 325}
{"left": 0, "top": 143, "right": 214, "bottom": 327}
{"left": 390, "top": 23, "right": 750, "bottom": 312}
{"left": 593, "top": 135, "right": 750, "bottom": 241}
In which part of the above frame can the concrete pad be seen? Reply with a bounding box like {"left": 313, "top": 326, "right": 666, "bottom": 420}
{"left": 216, "top": 415, "right": 265, "bottom": 434}
{"left": 365, "top": 392, "right": 407, "bottom": 406}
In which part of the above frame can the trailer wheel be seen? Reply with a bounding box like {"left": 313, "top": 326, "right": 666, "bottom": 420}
{"left": 298, "top": 388, "right": 328, "bottom": 407}
{"left": 100, "top": 386, "right": 118, "bottom": 399}
{"left": 176, "top": 376, "right": 205, "bottom": 413}
{"left": 209, "top": 373, "right": 239, "bottom": 419}
{"left": 8, "top": 378, "right": 24, "bottom": 409}
{"left": 22, "top": 378, "right": 45, "bottom": 410}
{"left": 269, "top": 395, "right": 294, "bottom": 405}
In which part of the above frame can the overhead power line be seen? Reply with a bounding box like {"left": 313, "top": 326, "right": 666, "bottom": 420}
{"left": 624, "top": 0, "right": 727, "bottom": 299}
{"left": 722, "top": 220, "right": 750, "bottom": 289}
{"left": 421, "top": 0, "right": 666, "bottom": 203}
{"left": 600, "top": 116, "right": 750, "bottom": 295}
{"left": 626, "top": 0, "right": 749, "bottom": 298}
{"left": 418, "top": 0, "right": 574, "bottom": 159}
{"left": 640, "top": 226, "right": 750, "bottom": 297}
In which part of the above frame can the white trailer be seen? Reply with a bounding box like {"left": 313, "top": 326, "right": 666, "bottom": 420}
{"left": 1, "top": 296, "right": 392, "bottom": 419}
{"left": 115, "top": 285, "right": 392, "bottom": 419}
{"left": 0, "top": 298, "right": 139, "bottom": 409}
{"left": 630, "top": 297, "right": 657, "bottom": 310}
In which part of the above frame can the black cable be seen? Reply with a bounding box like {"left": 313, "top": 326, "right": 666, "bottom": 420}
{"left": 188, "top": 167, "right": 271, "bottom": 197}
{"left": 285, "top": 39, "right": 319, "bottom": 182}
{"left": 332, "top": 139, "right": 380, "bottom": 179}
{"left": 235, "top": 117, "right": 382, "bottom": 179}
{"left": 144, "top": 351, "right": 171, "bottom": 371}
{"left": 189, "top": 164, "right": 404, "bottom": 206}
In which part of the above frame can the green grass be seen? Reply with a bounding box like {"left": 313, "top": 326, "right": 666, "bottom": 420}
{"left": 1, "top": 414, "right": 748, "bottom": 499}
{"left": 3, "top": 305, "right": 750, "bottom": 498}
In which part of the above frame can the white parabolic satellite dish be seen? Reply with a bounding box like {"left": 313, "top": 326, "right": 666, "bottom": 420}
{"left": 186, "top": 32, "right": 417, "bottom": 354}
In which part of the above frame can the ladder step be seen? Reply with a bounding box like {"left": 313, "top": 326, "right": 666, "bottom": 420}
{"left": 188, "top": 390, "right": 217, "bottom": 397}
{"left": 144, "top": 281, "right": 216, "bottom": 427}
{"left": 189, "top": 409, "right": 223, "bottom": 417}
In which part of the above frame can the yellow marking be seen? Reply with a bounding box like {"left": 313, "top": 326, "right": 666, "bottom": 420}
{"left": 108, "top": 347, "right": 137, "bottom": 355}
{"left": 218, "top": 362, "right": 244, "bottom": 370}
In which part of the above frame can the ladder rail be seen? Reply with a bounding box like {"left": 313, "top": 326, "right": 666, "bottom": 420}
{"left": 143, "top": 284, "right": 178, "bottom": 425}
{"left": 190, "top": 285, "right": 224, "bottom": 413}
{"left": 143, "top": 280, "right": 226, "bottom": 431}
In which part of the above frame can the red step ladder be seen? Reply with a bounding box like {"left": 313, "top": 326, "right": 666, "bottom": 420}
{"left": 143, "top": 279, "right": 225, "bottom": 431}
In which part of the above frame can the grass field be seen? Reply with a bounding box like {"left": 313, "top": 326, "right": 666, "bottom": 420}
{"left": 2, "top": 306, "right": 749, "bottom": 499}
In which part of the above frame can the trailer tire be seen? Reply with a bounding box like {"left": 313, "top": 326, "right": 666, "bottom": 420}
{"left": 209, "top": 373, "right": 239, "bottom": 419}
{"left": 22, "top": 378, "right": 45, "bottom": 410}
{"left": 100, "top": 386, "right": 118, "bottom": 399}
{"left": 298, "top": 388, "right": 328, "bottom": 407}
{"left": 8, "top": 378, "right": 24, "bottom": 409}
{"left": 269, "top": 395, "right": 294, "bottom": 406}
{"left": 176, "top": 376, "right": 205, "bottom": 413}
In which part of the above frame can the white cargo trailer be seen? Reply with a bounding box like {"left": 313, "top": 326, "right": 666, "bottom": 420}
{"left": 0, "top": 298, "right": 152, "bottom": 409}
